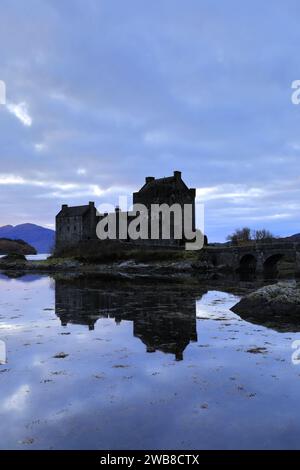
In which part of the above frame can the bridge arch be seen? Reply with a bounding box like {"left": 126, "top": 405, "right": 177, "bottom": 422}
{"left": 263, "top": 253, "right": 283, "bottom": 276}
{"left": 238, "top": 254, "right": 257, "bottom": 273}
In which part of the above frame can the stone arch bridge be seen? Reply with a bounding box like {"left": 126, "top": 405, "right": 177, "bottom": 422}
{"left": 201, "top": 241, "right": 300, "bottom": 275}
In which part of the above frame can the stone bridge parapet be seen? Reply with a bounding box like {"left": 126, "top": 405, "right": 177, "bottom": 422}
{"left": 199, "top": 241, "right": 300, "bottom": 275}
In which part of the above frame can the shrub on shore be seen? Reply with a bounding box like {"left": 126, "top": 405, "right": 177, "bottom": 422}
{"left": 54, "top": 240, "right": 188, "bottom": 264}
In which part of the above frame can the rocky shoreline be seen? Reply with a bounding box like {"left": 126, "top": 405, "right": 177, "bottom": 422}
{"left": 0, "top": 256, "right": 200, "bottom": 281}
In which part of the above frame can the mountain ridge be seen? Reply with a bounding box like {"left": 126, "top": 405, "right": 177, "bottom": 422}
{"left": 0, "top": 223, "right": 55, "bottom": 253}
{"left": 284, "top": 233, "right": 300, "bottom": 241}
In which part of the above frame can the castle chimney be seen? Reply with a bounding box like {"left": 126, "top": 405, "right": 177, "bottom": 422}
{"left": 145, "top": 176, "right": 155, "bottom": 184}
{"left": 89, "top": 201, "right": 95, "bottom": 207}
{"left": 62, "top": 204, "right": 68, "bottom": 210}
{"left": 173, "top": 170, "right": 181, "bottom": 180}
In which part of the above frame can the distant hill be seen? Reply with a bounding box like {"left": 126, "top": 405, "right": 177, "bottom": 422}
{"left": 284, "top": 233, "right": 300, "bottom": 241}
{"left": 0, "top": 224, "right": 55, "bottom": 253}
{"left": 0, "top": 238, "right": 37, "bottom": 255}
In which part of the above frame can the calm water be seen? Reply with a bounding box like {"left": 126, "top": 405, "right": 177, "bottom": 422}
{"left": 0, "top": 254, "right": 50, "bottom": 261}
{"left": 26, "top": 254, "right": 50, "bottom": 261}
{"left": 0, "top": 274, "right": 300, "bottom": 450}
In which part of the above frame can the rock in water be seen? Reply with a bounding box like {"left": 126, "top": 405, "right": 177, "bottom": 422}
{"left": 231, "top": 281, "right": 300, "bottom": 317}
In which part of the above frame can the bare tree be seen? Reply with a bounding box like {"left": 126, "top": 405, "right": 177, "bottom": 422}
{"left": 252, "top": 229, "right": 274, "bottom": 242}
{"left": 227, "top": 227, "right": 275, "bottom": 245}
{"left": 226, "top": 227, "right": 251, "bottom": 245}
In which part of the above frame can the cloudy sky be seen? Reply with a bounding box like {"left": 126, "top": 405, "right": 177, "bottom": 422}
{"left": 0, "top": 0, "right": 300, "bottom": 241}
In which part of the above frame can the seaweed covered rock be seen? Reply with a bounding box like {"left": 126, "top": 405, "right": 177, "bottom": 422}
{"left": 231, "top": 282, "right": 300, "bottom": 318}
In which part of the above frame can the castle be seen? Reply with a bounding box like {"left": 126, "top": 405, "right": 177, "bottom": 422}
{"left": 56, "top": 171, "right": 196, "bottom": 249}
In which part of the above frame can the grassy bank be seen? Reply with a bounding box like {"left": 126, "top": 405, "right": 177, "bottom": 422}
{"left": 54, "top": 240, "right": 198, "bottom": 264}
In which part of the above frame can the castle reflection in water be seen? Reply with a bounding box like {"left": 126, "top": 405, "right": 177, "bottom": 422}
{"left": 55, "top": 278, "right": 201, "bottom": 361}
